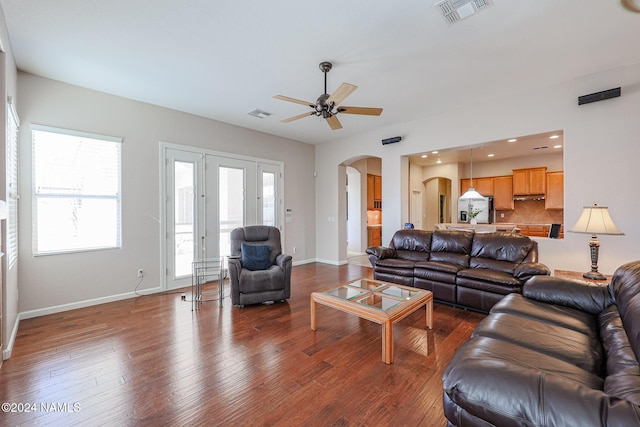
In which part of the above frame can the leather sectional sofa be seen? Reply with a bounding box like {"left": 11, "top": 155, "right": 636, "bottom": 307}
{"left": 443, "top": 260, "right": 640, "bottom": 426}
{"left": 366, "top": 229, "right": 550, "bottom": 312}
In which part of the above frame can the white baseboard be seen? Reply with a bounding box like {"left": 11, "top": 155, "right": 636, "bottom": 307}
{"left": 314, "top": 258, "right": 348, "bottom": 266}
{"left": 19, "top": 285, "right": 163, "bottom": 321}
{"left": 2, "top": 314, "right": 20, "bottom": 361}
{"left": 292, "top": 258, "right": 316, "bottom": 266}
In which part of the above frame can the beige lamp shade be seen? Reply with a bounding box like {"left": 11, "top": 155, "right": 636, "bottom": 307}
{"left": 569, "top": 204, "right": 624, "bottom": 235}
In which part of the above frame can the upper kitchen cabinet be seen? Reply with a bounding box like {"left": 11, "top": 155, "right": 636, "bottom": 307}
{"left": 545, "top": 171, "right": 564, "bottom": 210}
{"left": 493, "top": 176, "right": 514, "bottom": 210}
{"left": 513, "top": 167, "right": 546, "bottom": 195}
{"left": 367, "top": 174, "right": 382, "bottom": 210}
{"left": 460, "top": 177, "right": 493, "bottom": 196}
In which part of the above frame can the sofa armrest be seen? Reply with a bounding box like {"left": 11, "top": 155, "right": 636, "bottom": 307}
{"left": 513, "top": 262, "right": 550, "bottom": 281}
{"left": 275, "top": 253, "right": 292, "bottom": 269}
{"left": 523, "top": 275, "right": 613, "bottom": 314}
{"left": 365, "top": 246, "right": 396, "bottom": 260}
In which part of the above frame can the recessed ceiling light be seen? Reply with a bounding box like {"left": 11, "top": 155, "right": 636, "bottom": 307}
{"left": 487, "top": 154, "right": 495, "bottom": 157}
{"left": 436, "top": 159, "right": 442, "bottom": 164}
{"left": 553, "top": 145, "right": 562, "bottom": 149}
{"left": 508, "top": 139, "right": 517, "bottom": 142}
{"left": 549, "top": 135, "right": 559, "bottom": 139}
{"left": 421, "top": 154, "right": 428, "bottom": 158}
{"left": 432, "top": 151, "right": 439, "bottom": 154}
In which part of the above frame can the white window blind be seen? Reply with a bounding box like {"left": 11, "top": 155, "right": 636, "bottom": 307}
{"left": 7, "top": 98, "right": 19, "bottom": 267}
{"left": 32, "top": 125, "right": 122, "bottom": 255}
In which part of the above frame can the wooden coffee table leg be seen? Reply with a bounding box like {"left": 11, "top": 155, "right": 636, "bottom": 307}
{"left": 310, "top": 296, "right": 317, "bottom": 331}
{"left": 426, "top": 299, "right": 433, "bottom": 329}
{"left": 382, "top": 320, "right": 393, "bottom": 364}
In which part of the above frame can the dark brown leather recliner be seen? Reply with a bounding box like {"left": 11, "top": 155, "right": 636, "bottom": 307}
{"left": 228, "top": 225, "right": 292, "bottom": 307}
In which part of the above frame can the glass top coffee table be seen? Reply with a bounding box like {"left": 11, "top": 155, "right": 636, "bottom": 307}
{"left": 310, "top": 278, "right": 433, "bottom": 364}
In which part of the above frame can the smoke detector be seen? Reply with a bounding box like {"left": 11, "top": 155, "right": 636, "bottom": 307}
{"left": 435, "top": 0, "right": 492, "bottom": 23}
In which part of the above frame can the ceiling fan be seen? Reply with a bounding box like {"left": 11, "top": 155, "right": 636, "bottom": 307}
{"left": 273, "top": 61, "right": 383, "bottom": 130}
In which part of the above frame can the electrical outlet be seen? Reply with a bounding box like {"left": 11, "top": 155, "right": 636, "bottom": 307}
{"left": 137, "top": 268, "right": 144, "bottom": 278}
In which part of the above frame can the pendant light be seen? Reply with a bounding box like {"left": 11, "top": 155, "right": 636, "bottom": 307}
{"left": 460, "top": 148, "right": 484, "bottom": 200}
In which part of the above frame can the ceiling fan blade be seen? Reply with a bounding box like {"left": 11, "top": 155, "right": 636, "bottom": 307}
{"left": 326, "top": 83, "right": 357, "bottom": 106}
{"left": 338, "top": 106, "right": 383, "bottom": 116}
{"left": 326, "top": 115, "right": 343, "bottom": 130}
{"left": 281, "top": 112, "right": 314, "bottom": 123}
{"left": 273, "top": 95, "right": 316, "bottom": 108}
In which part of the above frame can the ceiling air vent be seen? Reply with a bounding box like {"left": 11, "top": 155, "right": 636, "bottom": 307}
{"left": 247, "top": 109, "right": 272, "bottom": 119}
{"left": 435, "top": 0, "right": 492, "bottom": 23}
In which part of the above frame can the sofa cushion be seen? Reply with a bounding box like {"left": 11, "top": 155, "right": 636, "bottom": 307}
{"left": 472, "top": 312, "right": 604, "bottom": 374}
{"left": 457, "top": 268, "right": 522, "bottom": 286}
{"left": 443, "top": 337, "right": 611, "bottom": 427}
{"left": 493, "top": 293, "right": 597, "bottom": 336}
{"left": 429, "top": 230, "right": 473, "bottom": 267}
{"left": 374, "top": 258, "right": 415, "bottom": 277}
{"left": 238, "top": 265, "right": 284, "bottom": 292}
{"left": 471, "top": 232, "right": 534, "bottom": 264}
{"left": 469, "top": 256, "right": 516, "bottom": 275}
{"left": 414, "top": 260, "right": 465, "bottom": 275}
{"left": 390, "top": 229, "right": 432, "bottom": 261}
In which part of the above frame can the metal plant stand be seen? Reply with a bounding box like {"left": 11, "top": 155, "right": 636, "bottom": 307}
{"left": 191, "top": 257, "right": 226, "bottom": 310}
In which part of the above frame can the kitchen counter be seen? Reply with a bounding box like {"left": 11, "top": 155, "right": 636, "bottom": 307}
{"left": 438, "top": 223, "right": 519, "bottom": 232}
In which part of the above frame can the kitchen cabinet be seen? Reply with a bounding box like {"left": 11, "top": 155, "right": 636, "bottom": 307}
{"left": 367, "top": 226, "right": 382, "bottom": 247}
{"left": 493, "top": 176, "right": 514, "bottom": 210}
{"left": 518, "top": 224, "right": 564, "bottom": 238}
{"left": 545, "top": 171, "right": 564, "bottom": 210}
{"left": 367, "top": 174, "right": 382, "bottom": 210}
{"left": 513, "top": 167, "right": 546, "bottom": 195}
{"left": 460, "top": 177, "right": 493, "bottom": 196}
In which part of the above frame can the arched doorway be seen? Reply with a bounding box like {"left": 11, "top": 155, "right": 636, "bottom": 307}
{"left": 422, "top": 177, "right": 452, "bottom": 230}
{"left": 340, "top": 156, "right": 382, "bottom": 265}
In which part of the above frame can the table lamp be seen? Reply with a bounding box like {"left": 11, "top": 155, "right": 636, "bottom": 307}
{"left": 568, "top": 203, "right": 624, "bottom": 280}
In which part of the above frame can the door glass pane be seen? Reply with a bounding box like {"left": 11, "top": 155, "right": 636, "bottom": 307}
{"left": 174, "top": 161, "right": 194, "bottom": 277}
{"left": 219, "top": 167, "right": 245, "bottom": 256}
{"left": 262, "top": 171, "right": 276, "bottom": 226}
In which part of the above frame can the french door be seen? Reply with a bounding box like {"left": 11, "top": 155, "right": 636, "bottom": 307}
{"left": 163, "top": 145, "right": 282, "bottom": 290}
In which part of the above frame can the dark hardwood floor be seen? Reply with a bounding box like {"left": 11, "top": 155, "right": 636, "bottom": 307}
{"left": 0, "top": 263, "right": 484, "bottom": 426}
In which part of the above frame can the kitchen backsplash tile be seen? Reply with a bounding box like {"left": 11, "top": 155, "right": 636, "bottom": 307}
{"left": 497, "top": 200, "right": 563, "bottom": 224}
{"left": 367, "top": 210, "right": 382, "bottom": 225}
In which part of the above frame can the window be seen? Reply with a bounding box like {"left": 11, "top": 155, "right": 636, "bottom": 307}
{"left": 32, "top": 125, "right": 122, "bottom": 255}
{"left": 7, "top": 98, "right": 19, "bottom": 267}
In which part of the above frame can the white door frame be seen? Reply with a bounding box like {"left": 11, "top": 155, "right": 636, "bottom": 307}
{"left": 159, "top": 142, "right": 284, "bottom": 291}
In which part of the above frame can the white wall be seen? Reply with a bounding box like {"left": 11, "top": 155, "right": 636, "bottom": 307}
{"left": 346, "top": 166, "right": 361, "bottom": 254}
{"left": 316, "top": 63, "right": 640, "bottom": 276}
{"left": 16, "top": 72, "right": 315, "bottom": 318}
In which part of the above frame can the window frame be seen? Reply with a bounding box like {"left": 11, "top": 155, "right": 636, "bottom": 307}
{"left": 31, "top": 124, "right": 123, "bottom": 256}
{"left": 6, "top": 98, "right": 20, "bottom": 267}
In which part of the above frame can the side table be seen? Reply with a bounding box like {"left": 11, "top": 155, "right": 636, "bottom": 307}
{"left": 554, "top": 269, "right": 613, "bottom": 284}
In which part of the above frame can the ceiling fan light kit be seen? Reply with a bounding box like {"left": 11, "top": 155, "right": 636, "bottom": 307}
{"left": 273, "top": 61, "right": 383, "bottom": 130}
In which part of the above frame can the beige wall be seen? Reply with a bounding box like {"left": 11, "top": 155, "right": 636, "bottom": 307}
{"left": 1, "top": 6, "right": 19, "bottom": 359}
{"left": 315, "top": 63, "right": 640, "bottom": 276}
{"left": 16, "top": 72, "right": 316, "bottom": 318}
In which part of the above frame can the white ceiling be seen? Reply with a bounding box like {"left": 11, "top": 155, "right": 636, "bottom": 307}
{"left": 2, "top": 1, "right": 639, "bottom": 145}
